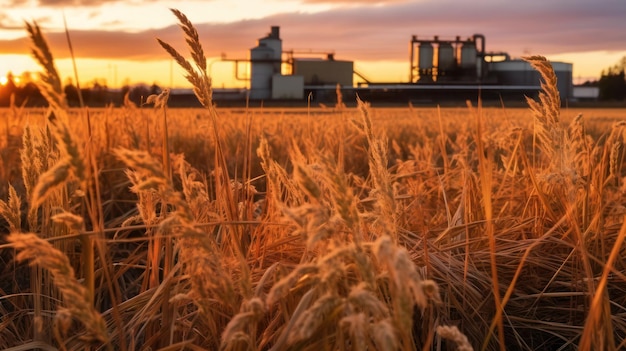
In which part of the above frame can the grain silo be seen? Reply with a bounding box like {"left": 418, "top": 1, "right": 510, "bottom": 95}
{"left": 249, "top": 26, "right": 282, "bottom": 100}
{"left": 437, "top": 42, "right": 455, "bottom": 80}
{"left": 418, "top": 42, "right": 434, "bottom": 82}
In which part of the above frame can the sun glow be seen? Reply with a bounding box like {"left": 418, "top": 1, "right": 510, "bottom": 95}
{"left": 0, "top": 75, "right": 20, "bottom": 86}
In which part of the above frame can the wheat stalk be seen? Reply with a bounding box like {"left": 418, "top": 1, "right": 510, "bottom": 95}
{"left": 25, "top": 21, "right": 66, "bottom": 110}
{"left": 335, "top": 83, "right": 346, "bottom": 110}
{"left": 436, "top": 325, "right": 473, "bottom": 351}
{"left": 0, "top": 184, "right": 22, "bottom": 232}
{"left": 116, "top": 147, "right": 239, "bottom": 316}
{"left": 353, "top": 97, "right": 398, "bottom": 242}
{"left": 522, "top": 55, "right": 574, "bottom": 178}
{"left": 30, "top": 160, "right": 70, "bottom": 209}
{"left": 7, "top": 233, "right": 108, "bottom": 343}
{"left": 145, "top": 88, "right": 172, "bottom": 181}
{"left": 156, "top": 9, "right": 212, "bottom": 109}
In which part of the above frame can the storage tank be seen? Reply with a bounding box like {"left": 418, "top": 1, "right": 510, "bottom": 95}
{"left": 437, "top": 42, "right": 455, "bottom": 74}
{"left": 418, "top": 42, "right": 434, "bottom": 81}
{"left": 460, "top": 40, "right": 477, "bottom": 69}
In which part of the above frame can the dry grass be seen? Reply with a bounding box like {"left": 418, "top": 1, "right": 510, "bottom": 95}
{"left": 1, "top": 9, "right": 626, "bottom": 351}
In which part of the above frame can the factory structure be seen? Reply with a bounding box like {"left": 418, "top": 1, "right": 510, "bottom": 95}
{"left": 244, "top": 26, "right": 355, "bottom": 100}
{"left": 216, "top": 26, "right": 573, "bottom": 104}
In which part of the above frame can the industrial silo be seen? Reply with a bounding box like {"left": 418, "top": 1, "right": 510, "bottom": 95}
{"left": 250, "top": 45, "right": 275, "bottom": 100}
{"left": 437, "top": 42, "right": 455, "bottom": 79}
{"left": 418, "top": 42, "right": 434, "bottom": 82}
{"left": 459, "top": 39, "right": 478, "bottom": 80}
{"left": 261, "top": 26, "right": 282, "bottom": 64}
{"left": 250, "top": 26, "right": 282, "bottom": 100}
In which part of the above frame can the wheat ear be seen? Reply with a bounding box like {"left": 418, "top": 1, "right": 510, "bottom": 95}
{"left": 436, "top": 325, "right": 473, "bottom": 351}
{"left": 25, "top": 21, "right": 66, "bottom": 110}
{"left": 7, "top": 233, "right": 108, "bottom": 343}
{"left": 156, "top": 9, "right": 212, "bottom": 109}
{"left": 0, "top": 184, "right": 22, "bottom": 232}
{"left": 522, "top": 55, "right": 565, "bottom": 170}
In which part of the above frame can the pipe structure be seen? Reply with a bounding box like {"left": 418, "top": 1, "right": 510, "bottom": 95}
{"left": 353, "top": 70, "right": 371, "bottom": 85}
{"left": 410, "top": 34, "right": 492, "bottom": 83}
{"left": 472, "top": 34, "right": 486, "bottom": 81}
{"left": 473, "top": 34, "right": 486, "bottom": 56}
{"left": 221, "top": 58, "right": 292, "bottom": 81}
{"left": 409, "top": 36, "right": 416, "bottom": 82}
{"left": 221, "top": 58, "right": 251, "bottom": 81}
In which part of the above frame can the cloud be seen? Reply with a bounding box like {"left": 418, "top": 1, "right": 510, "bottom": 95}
{"left": 0, "top": 13, "right": 55, "bottom": 32}
{"left": 298, "top": 0, "right": 408, "bottom": 3}
{"left": 0, "top": 0, "right": 624, "bottom": 63}
{"left": 34, "top": 0, "right": 123, "bottom": 6}
{"left": 8, "top": 0, "right": 30, "bottom": 5}
{"left": 0, "top": 13, "right": 23, "bottom": 30}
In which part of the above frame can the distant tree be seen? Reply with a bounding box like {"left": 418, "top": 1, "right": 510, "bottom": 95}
{"left": 91, "top": 81, "right": 108, "bottom": 105}
{"left": 150, "top": 83, "right": 162, "bottom": 96}
{"left": 598, "top": 57, "right": 626, "bottom": 101}
{"left": 19, "top": 71, "right": 35, "bottom": 85}
{"left": 121, "top": 84, "right": 130, "bottom": 98}
{"left": 128, "top": 84, "right": 150, "bottom": 106}
{"left": 64, "top": 80, "right": 80, "bottom": 106}
{"left": 580, "top": 80, "right": 598, "bottom": 87}
{"left": 0, "top": 72, "right": 17, "bottom": 106}
{"left": 13, "top": 82, "right": 45, "bottom": 107}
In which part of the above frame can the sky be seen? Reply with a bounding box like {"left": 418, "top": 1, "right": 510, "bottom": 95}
{"left": 0, "top": 0, "right": 625, "bottom": 89}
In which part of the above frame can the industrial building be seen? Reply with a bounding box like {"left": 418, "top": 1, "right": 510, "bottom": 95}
{"left": 244, "top": 26, "right": 354, "bottom": 101}
{"left": 217, "top": 26, "right": 573, "bottom": 105}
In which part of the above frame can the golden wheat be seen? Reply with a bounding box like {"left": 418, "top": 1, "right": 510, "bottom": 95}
{"left": 2, "top": 8, "right": 625, "bottom": 351}
{"left": 7, "top": 233, "right": 108, "bottom": 343}
{"left": 0, "top": 184, "right": 21, "bottom": 232}
{"left": 436, "top": 325, "right": 473, "bottom": 351}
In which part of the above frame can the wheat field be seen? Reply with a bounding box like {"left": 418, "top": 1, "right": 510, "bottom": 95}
{"left": 1, "top": 9, "right": 626, "bottom": 351}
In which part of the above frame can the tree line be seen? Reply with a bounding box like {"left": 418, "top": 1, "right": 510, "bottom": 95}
{"left": 0, "top": 72, "right": 164, "bottom": 108}
{"left": 596, "top": 56, "right": 626, "bottom": 101}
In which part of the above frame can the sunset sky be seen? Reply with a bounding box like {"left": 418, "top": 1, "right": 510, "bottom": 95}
{"left": 1, "top": 0, "right": 625, "bottom": 89}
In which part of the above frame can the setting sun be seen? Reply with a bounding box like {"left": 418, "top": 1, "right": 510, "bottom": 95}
{"left": 0, "top": 73, "right": 24, "bottom": 86}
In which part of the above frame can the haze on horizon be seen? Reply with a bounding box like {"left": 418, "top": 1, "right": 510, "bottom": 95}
{"left": 1, "top": 0, "right": 625, "bottom": 89}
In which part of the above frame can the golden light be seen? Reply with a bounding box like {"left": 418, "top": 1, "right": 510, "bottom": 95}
{"left": 0, "top": 76, "right": 7, "bottom": 85}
